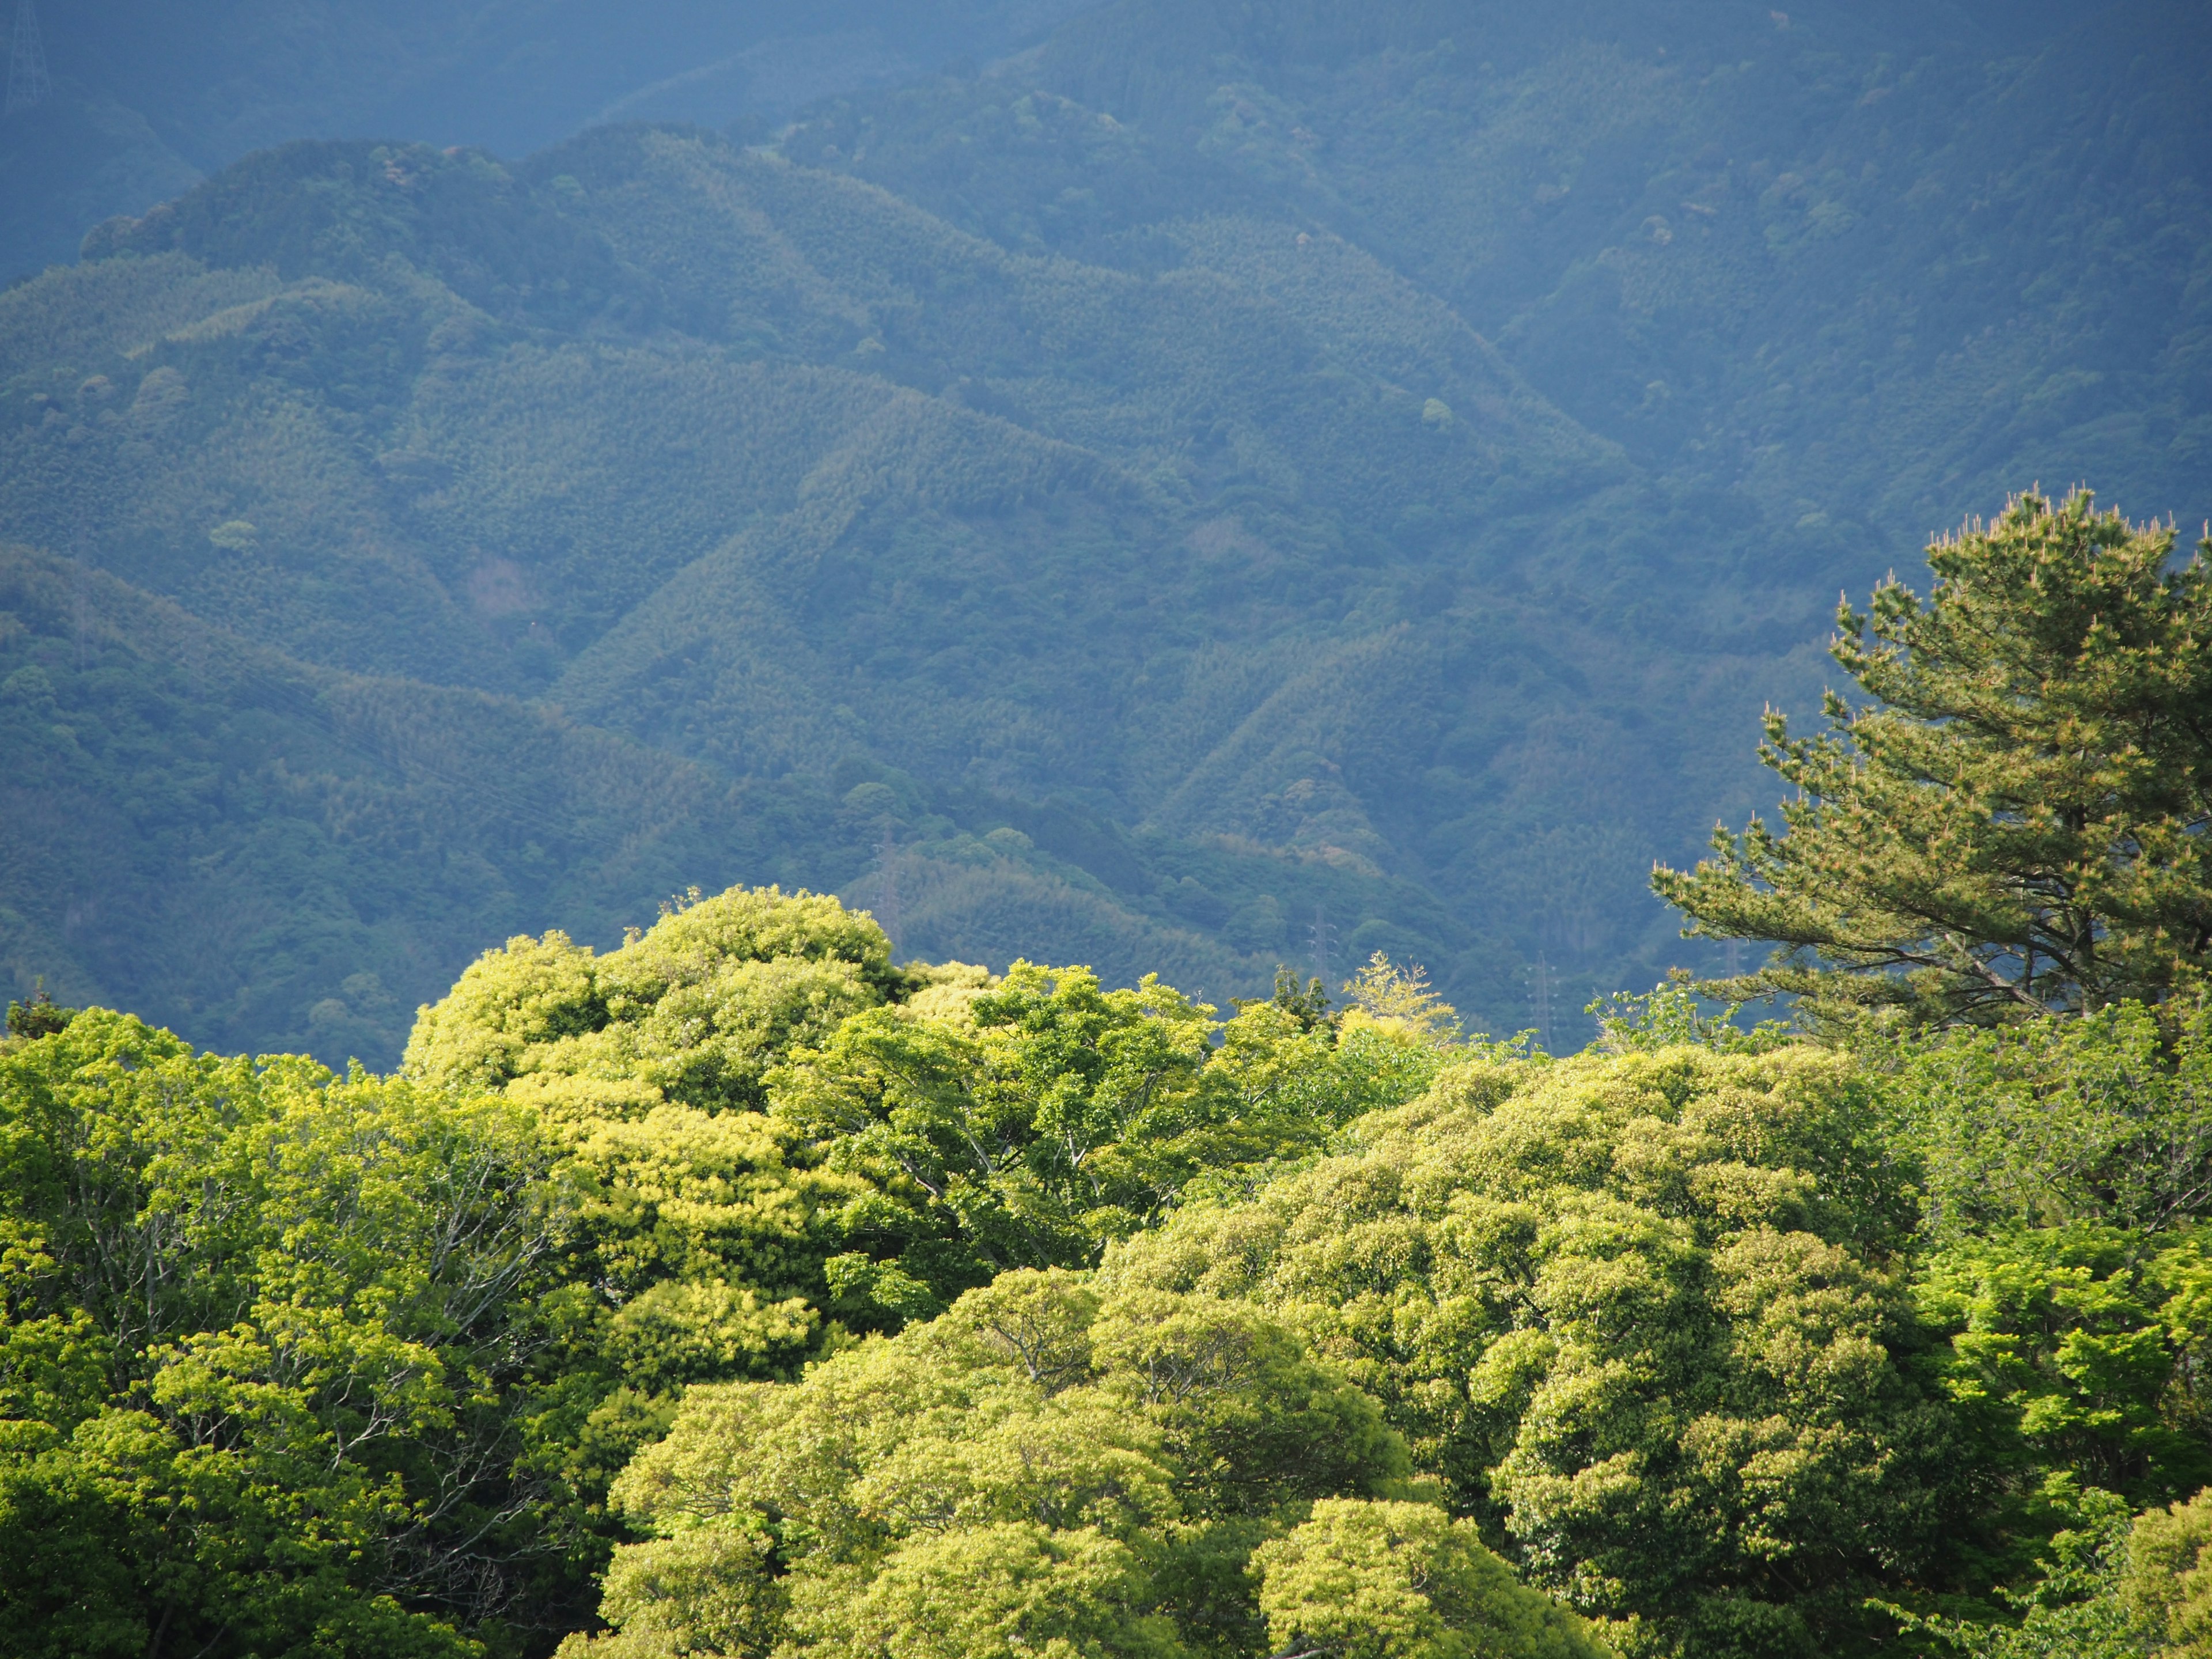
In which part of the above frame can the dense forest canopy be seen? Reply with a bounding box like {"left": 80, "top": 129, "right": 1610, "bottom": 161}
{"left": 5, "top": 7, "right": 2212, "bottom": 1653}
{"left": 5, "top": 889, "right": 2211, "bottom": 1656}
{"left": 2, "top": 0, "right": 2208, "bottom": 1065}
{"left": 6, "top": 531, "right": 2212, "bottom": 1656}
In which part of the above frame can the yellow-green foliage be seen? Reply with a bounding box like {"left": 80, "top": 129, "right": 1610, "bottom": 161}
{"left": 1912, "top": 1225, "right": 2212, "bottom": 1507}
{"left": 2126, "top": 1487, "right": 2212, "bottom": 1656}
{"left": 1253, "top": 1498, "right": 1613, "bottom": 1659}
{"left": 405, "top": 884, "right": 900, "bottom": 1116}
{"left": 583, "top": 1527, "right": 787, "bottom": 1659}
{"left": 767, "top": 958, "right": 1458, "bottom": 1317}
{"left": 1103, "top": 1044, "right": 1936, "bottom": 1656}
{"left": 13, "top": 909, "right": 2212, "bottom": 1659}
{"left": 0, "top": 895, "right": 1456, "bottom": 1658}
{"left": 396, "top": 882, "right": 1457, "bottom": 1426}
{"left": 567, "top": 1266, "right": 1599, "bottom": 1659}
{"left": 401, "top": 887, "right": 909, "bottom": 1399}
{"left": 0, "top": 1009, "right": 562, "bottom": 1658}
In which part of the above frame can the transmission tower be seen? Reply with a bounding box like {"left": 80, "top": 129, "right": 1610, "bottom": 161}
{"left": 1533, "top": 954, "right": 1554, "bottom": 1053}
{"left": 1308, "top": 905, "right": 1335, "bottom": 991}
{"left": 5, "top": 0, "right": 50, "bottom": 115}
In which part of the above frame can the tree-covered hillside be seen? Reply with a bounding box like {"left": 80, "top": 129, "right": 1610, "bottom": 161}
{"left": 0, "top": 0, "right": 1095, "bottom": 283}
{"left": 803, "top": 0, "right": 2210, "bottom": 536}
{"left": 2, "top": 0, "right": 2206, "bottom": 1065}
{"left": 7, "top": 524, "right": 2212, "bottom": 1659}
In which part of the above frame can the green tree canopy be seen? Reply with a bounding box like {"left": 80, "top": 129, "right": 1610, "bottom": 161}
{"left": 564, "top": 1267, "right": 1604, "bottom": 1659}
{"left": 2128, "top": 1485, "right": 2212, "bottom": 1657}
{"left": 1253, "top": 1498, "right": 1612, "bottom": 1659}
{"left": 767, "top": 961, "right": 1451, "bottom": 1319}
{"left": 0, "top": 1010, "right": 573, "bottom": 1657}
{"left": 403, "top": 884, "right": 910, "bottom": 1119}
{"left": 1914, "top": 1226, "right": 2212, "bottom": 1512}
{"left": 404, "top": 889, "right": 1453, "bottom": 1347}
{"left": 1654, "top": 490, "right": 2212, "bottom": 1030}
{"left": 1103, "top": 1044, "right": 1952, "bottom": 1658}
{"left": 0, "top": 896, "right": 1458, "bottom": 1657}
{"left": 1876, "top": 999, "right": 2212, "bottom": 1236}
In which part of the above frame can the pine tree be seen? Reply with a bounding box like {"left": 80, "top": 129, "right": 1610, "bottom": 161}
{"left": 1654, "top": 489, "right": 2212, "bottom": 1028}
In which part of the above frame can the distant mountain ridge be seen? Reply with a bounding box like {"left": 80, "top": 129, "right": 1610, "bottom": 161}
{"left": 1, "top": 0, "right": 2205, "bottom": 1063}
{"left": 0, "top": 0, "right": 1099, "bottom": 283}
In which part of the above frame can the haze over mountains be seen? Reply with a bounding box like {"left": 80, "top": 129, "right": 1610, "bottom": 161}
{"left": 2, "top": 0, "right": 2206, "bottom": 1065}
{"left": 0, "top": 0, "right": 1097, "bottom": 278}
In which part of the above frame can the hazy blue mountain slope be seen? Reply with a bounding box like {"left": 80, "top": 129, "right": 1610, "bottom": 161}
{"left": 0, "top": 539, "right": 779, "bottom": 1059}
{"left": 1, "top": 130, "right": 1704, "bottom": 1041}
{"left": 0, "top": 536, "right": 1308, "bottom": 1061}
{"left": 529, "top": 129, "right": 1623, "bottom": 516}
{"left": 1, "top": 0, "right": 1100, "bottom": 285}
{"left": 547, "top": 387, "right": 1157, "bottom": 782}
{"left": 3, "top": 0, "right": 2201, "bottom": 1058}
{"left": 26, "top": 135, "right": 1619, "bottom": 685}
{"left": 793, "top": 0, "right": 2211, "bottom": 550}
{"left": 0, "top": 81, "right": 201, "bottom": 280}
{"left": 515, "top": 136, "right": 1781, "bottom": 999}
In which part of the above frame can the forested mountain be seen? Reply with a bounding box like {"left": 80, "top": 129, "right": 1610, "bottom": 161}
{"left": 2, "top": 0, "right": 2207, "bottom": 1066}
{"left": 0, "top": 0, "right": 1093, "bottom": 281}
{"left": 6, "top": 510, "right": 2211, "bottom": 1656}
{"left": 5, "top": 3, "right": 2212, "bottom": 1627}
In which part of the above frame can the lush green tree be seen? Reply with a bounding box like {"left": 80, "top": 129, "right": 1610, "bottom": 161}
{"left": 1586, "top": 976, "right": 1793, "bottom": 1057}
{"left": 0, "top": 1009, "right": 573, "bottom": 1657}
{"left": 1873, "top": 1000, "right": 2212, "bottom": 1238}
{"left": 2126, "top": 1485, "right": 2212, "bottom": 1656}
{"left": 1336, "top": 953, "right": 1464, "bottom": 1046}
{"left": 1882, "top": 1483, "right": 2155, "bottom": 1659}
{"left": 69, "top": 873, "right": 2212, "bottom": 1659}
{"left": 1914, "top": 1226, "right": 2212, "bottom": 1513}
{"left": 770, "top": 957, "right": 1457, "bottom": 1320}
{"left": 565, "top": 1266, "right": 1600, "bottom": 1659}
{"left": 784, "top": 1522, "right": 1187, "bottom": 1659}
{"left": 1252, "top": 1498, "right": 1613, "bottom": 1659}
{"left": 385, "top": 887, "right": 1460, "bottom": 1645}
{"left": 1654, "top": 491, "right": 2212, "bottom": 1031}
{"left": 396, "top": 886, "right": 916, "bottom": 1569}
{"left": 406, "top": 892, "right": 1447, "bottom": 1346}
{"left": 1859, "top": 998, "right": 2212, "bottom": 1602}
{"left": 1103, "top": 1044, "right": 1955, "bottom": 1658}
{"left": 404, "top": 885, "right": 909, "bottom": 1119}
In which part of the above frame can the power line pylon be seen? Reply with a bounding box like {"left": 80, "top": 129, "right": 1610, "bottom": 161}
{"left": 6, "top": 0, "right": 50, "bottom": 115}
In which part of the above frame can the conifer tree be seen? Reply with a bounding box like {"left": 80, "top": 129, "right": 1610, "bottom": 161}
{"left": 1654, "top": 489, "right": 2212, "bottom": 1028}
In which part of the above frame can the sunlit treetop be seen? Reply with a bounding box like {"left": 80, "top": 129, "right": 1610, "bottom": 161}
{"left": 1656, "top": 490, "right": 2212, "bottom": 1030}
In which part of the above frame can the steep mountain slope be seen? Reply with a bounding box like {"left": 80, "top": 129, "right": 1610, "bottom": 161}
{"left": 0, "top": 537, "right": 771, "bottom": 1059}
{"left": 0, "top": 130, "right": 1693, "bottom": 1049}
{"left": 1, "top": 0, "right": 2202, "bottom": 1062}
{"left": 0, "top": 534, "right": 1313, "bottom": 1061}
{"left": 0, "top": 0, "right": 1097, "bottom": 286}
{"left": 796, "top": 0, "right": 2212, "bottom": 551}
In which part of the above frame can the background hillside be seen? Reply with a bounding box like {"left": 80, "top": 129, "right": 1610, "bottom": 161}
{"left": 0, "top": 0, "right": 1095, "bottom": 280}
{"left": 2, "top": 0, "right": 2207, "bottom": 1065}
